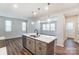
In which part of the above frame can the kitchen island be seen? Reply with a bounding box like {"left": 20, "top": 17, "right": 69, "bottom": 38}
{"left": 22, "top": 33, "right": 57, "bottom": 55}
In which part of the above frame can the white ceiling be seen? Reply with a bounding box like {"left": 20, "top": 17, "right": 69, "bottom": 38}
{"left": 0, "top": 3, "right": 79, "bottom": 20}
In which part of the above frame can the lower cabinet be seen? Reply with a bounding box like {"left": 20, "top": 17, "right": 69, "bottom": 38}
{"left": 26, "top": 37, "right": 36, "bottom": 54}
{"left": 41, "top": 45, "right": 47, "bottom": 55}
{"left": 26, "top": 36, "right": 54, "bottom": 55}
{"left": 36, "top": 40, "right": 42, "bottom": 55}
{"left": 36, "top": 40, "right": 47, "bottom": 55}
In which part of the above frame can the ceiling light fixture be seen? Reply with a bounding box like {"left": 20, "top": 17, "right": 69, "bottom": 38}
{"left": 47, "top": 19, "right": 51, "bottom": 22}
{"left": 13, "top": 4, "right": 18, "bottom": 8}
{"left": 45, "top": 3, "right": 50, "bottom": 10}
{"left": 33, "top": 12, "right": 37, "bottom": 15}
{"left": 38, "top": 8, "right": 40, "bottom": 11}
{"left": 32, "top": 11, "right": 37, "bottom": 16}
{"left": 45, "top": 6, "right": 48, "bottom": 10}
{"left": 31, "top": 22, "right": 34, "bottom": 25}
{"left": 37, "top": 20, "right": 40, "bottom": 23}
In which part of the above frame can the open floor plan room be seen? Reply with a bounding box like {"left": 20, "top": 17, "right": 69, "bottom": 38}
{"left": 0, "top": 3, "right": 79, "bottom": 55}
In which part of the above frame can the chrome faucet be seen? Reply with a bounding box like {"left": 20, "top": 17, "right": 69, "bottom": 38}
{"left": 34, "top": 29, "right": 38, "bottom": 36}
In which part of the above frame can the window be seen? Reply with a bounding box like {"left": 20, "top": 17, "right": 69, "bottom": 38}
{"left": 46, "top": 24, "right": 50, "bottom": 30}
{"left": 42, "top": 24, "right": 50, "bottom": 31}
{"left": 5, "top": 20, "right": 12, "bottom": 32}
{"left": 51, "top": 23, "right": 55, "bottom": 31}
{"left": 22, "top": 22, "right": 26, "bottom": 31}
{"left": 42, "top": 23, "right": 56, "bottom": 31}
{"left": 66, "top": 22, "right": 73, "bottom": 33}
{"left": 42, "top": 24, "right": 46, "bottom": 30}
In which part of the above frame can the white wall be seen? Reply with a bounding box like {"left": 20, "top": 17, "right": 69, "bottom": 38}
{"left": 56, "top": 14, "right": 65, "bottom": 47}
{"left": 0, "top": 16, "right": 27, "bottom": 39}
{"left": 27, "top": 20, "right": 37, "bottom": 33}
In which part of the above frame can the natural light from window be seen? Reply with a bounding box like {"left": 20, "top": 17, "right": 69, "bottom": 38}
{"left": 22, "top": 22, "right": 26, "bottom": 32}
{"left": 5, "top": 20, "right": 12, "bottom": 32}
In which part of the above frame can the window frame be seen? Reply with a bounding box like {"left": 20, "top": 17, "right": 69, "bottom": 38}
{"left": 66, "top": 21, "right": 74, "bottom": 34}
{"left": 5, "top": 20, "right": 12, "bottom": 32}
{"left": 50, "top": 22, "right": 56, "bottom": 31}
{"left": 41, "top": 21, "right": 56, "bottom": 32}
{"left": 22, "top": 22, "right": 27, "bottom": 32}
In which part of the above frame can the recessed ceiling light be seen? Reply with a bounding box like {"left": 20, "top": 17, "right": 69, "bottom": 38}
{"left": 32, "top": 11, "right": 37, "bottom": 16}
{"left": 37, "top": 20, "right": 40, "bottom": 23}
{"left": 45, "top": 6, "right": 48, "bottom": 10}
{"left": 31, "top": 22, "right": 34, "bottom": 25}
{"left": 13, "top": 4, "right": 18, "bottom": 8}
{"left": 34, "top": 12, "right": 37, "bottom": 15}
{"left": 45, "top": 3, "right": 50, "bottom": 10}
{"left": 47, "top": 19, "right": 51, "bottom": 22}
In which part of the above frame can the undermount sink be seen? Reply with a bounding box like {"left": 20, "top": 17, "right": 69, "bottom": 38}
{"left": 30, "top": 35, "right": 37, "bottom": 37}
{"left": 30, "top": 35, "right": 40, "bottom": 38}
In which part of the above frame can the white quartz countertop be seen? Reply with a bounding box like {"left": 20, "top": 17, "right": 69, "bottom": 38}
{"left": 23, "top": 33, "right": 57, "bottom": 43}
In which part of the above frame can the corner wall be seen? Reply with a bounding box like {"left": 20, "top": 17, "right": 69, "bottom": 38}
{"left": 56, "top": 14, "right": 65, "bottom": 47}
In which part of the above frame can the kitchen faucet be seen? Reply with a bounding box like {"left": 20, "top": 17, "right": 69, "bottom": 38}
{"left": 34, "top": 29, "right": 38, "bottom": 36}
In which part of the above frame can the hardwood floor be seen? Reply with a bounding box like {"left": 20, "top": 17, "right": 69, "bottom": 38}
{"left": 0, "top": 40, "right": 5, "bottom": 48}
{"left": 4, "top": 37, "right": 79, "bottom": 55}
{"left": 55, "top": 39, "right": 79, "bottom": 55}
{"left": 5, "top": 37, "right": 32, "bottom": 55}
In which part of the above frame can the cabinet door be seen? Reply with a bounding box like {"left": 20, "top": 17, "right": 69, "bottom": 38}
{"left": 41, "top": 46, "right": 47, "bottom": 55}
{"left": 26, "top": 37, "right": 31, "bottom": 51}
{"left": 40, "top": 42, "right": 47, "bottom": 55}
{"left": 36, "top": 40, "right": 42, "bottom": 55}
{"left": 30, "top": 38, "right": 35, "bottom": 54}
{"left": 36, "top": 40, "right": 47, "bottom": 55}
{"left": 26, "top": 37, "right": 35, "bottom": 54}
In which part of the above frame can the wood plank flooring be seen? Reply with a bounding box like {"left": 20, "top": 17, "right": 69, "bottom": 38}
{"left": 55, "top": 39, "right": 79, "bottom": 55}
{"left": 5, "top": 37, "right": 32, "bottom": 55}
{"left": 4, "top": 37, "right": 79, "bottom": 55}
{"left": 0, "top": 40, "right": 5, "bottom": 48}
